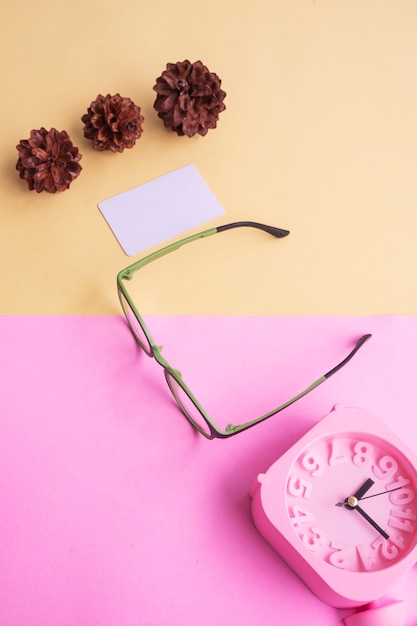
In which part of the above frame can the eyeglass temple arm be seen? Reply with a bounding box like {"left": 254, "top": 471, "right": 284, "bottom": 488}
{"left": 217, "top": 221, "right": 289, "bottom": 238}
{"left": 118, "top": 221, "right": 289, "bottom": 280}
{"left": 225, "top": 333, "right": 372, "bottom": 436}
{"left": 324, "top": 333, "right": 372, "bottom": 378}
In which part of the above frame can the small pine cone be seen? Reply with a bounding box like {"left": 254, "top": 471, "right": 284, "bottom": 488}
{"left": 82, "top": 93, "right": 144, "bottom": 152}
{"left": 153, "top": 60, "right": 226, "bottom": 137}
{"left": 16, "top": 128, "right": 82, "bottom": 193}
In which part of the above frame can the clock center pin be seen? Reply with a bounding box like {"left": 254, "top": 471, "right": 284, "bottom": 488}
{"left": 347, "top": 496, "right": 358, "bottom": 508}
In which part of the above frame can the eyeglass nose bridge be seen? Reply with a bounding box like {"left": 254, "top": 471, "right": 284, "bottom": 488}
{"left": 151, "top": 344, "right": 177, "bottom": 372}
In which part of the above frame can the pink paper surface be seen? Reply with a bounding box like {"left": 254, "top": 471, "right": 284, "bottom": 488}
{"left": 1, "top": 315, "right": 417, "bottom": 626}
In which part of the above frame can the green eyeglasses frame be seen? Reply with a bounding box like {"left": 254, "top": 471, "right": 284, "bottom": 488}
{"left": 117, "top": 221, "right": 371, "bottom": 439}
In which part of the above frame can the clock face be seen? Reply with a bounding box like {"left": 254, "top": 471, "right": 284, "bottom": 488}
{"left": 286, "top": 432, "right": 417, "bottom": 573}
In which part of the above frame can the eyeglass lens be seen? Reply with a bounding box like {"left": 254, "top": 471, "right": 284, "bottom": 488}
{"left": 119, "top": 290, "right": 152, "bottom": 355}
{"left": 165, "top": 371, "right": 212, "bottom": 437}
{"left": 120, "top": 287, "right": 213, "bottom": 436}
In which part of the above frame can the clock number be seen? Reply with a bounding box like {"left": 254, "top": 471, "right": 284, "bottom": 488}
{"left": 373, "top": 455, "right": 398, "bottom": 481}
{"left": 372, "top": 536, "right": 399, "bottom": 560}
{"left": 290, "top": 506, "right": 314, "bottom": 526}
{"left": 388, "top": 533, "right": 405, "bottom": 550}
{"left": 389, "top": 487, "right": 415, "bottom": 506}
{"left": 390, "top": 506, "right": 416, "bottom": 521}
{"left": 301, "top": 527, "right": 327, "bottom": 552}
{"left": 329, "top": 439, "right": 348, "bottom": 466}
{"left": 329, "top": 542, "right": 352, "bottom": 569}
{"left": 356, "top": 543, "right": 377, "bottom": 571}
{"left": 352, "top": 441, "right": 373, "bottom": 467}
{"left": 388, "top": 509, "right": 415, "bottom": 534}
{"left": 287, "top": 476, "right": 313, "bottom": 499}
{"left": 301, "top": 452, "right": 325, "bottom": 477}
{"left": 386, "top": 475, "right": 410, "bottom": 491}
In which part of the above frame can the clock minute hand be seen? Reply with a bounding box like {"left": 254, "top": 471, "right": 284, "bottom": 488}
{"left": 353, "top": 503, "right": 390, "bottom": 540}
{"left": 334, "top": 478, "right": 390, "bottom": 539}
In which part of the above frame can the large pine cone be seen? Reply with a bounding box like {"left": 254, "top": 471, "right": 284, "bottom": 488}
{"left": 82, "top": 93, "right": 144, "bottom": 152}
{"left": 153, "top": 60, "right": 226, "bottom": 137}
{"left": 16, "top": 128, "right": 82, "bottom": 193}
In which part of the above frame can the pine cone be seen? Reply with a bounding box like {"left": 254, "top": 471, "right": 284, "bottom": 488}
{"left": 82, "top": 93, "right": 144, "bottom": 152}
{"left": 16, "top": 128, "right": 82, "bottom": 193}
{"left": 153, "top": 60, "right": 226, "bottom": 137}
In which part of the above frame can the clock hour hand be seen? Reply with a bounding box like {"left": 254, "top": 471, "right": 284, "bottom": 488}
{"left": 352, "top": 478, "right": 375, "bottom": 501}
{"left": 335, "top": 478, "right": 374, "bottom": 507}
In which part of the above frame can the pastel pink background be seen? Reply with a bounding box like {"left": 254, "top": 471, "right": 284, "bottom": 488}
{"left": 1, "top": 315, "right": 417, "bottom": 625}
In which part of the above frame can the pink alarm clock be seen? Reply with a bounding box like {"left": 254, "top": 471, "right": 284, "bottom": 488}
{"left": 251, "top": 405, "right": 417, "bottom": 610}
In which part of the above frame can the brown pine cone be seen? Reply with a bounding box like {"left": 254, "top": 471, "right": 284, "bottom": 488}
{"left": 16, "top": 128, "right": 82, "bottom": 193}
{"left": 153, "top": 60, "right": 226, "bottom": 137}
{"left": 82, "top": 93, "right": 144, "bottom": 152}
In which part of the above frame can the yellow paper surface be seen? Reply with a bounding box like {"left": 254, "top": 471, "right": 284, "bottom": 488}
{"left": 1, "top": 0, "right": 417, "bottom": 315}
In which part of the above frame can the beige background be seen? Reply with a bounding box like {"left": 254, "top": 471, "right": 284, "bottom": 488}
{"left": 1, "top": 0, "right": 417, "bottom": 315}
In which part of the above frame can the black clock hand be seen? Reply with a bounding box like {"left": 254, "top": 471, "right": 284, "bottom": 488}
{"left": 353, "top": 504, "right": 389, "bottom": 540}
{"left": 353, "top": 478, "right": 375, "bottom": 501}
{"left": 360, "top": 486, "right": 402, "bottom": 500}
{"left": 335, "top": 478, "right": 374, "bottom": 507}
